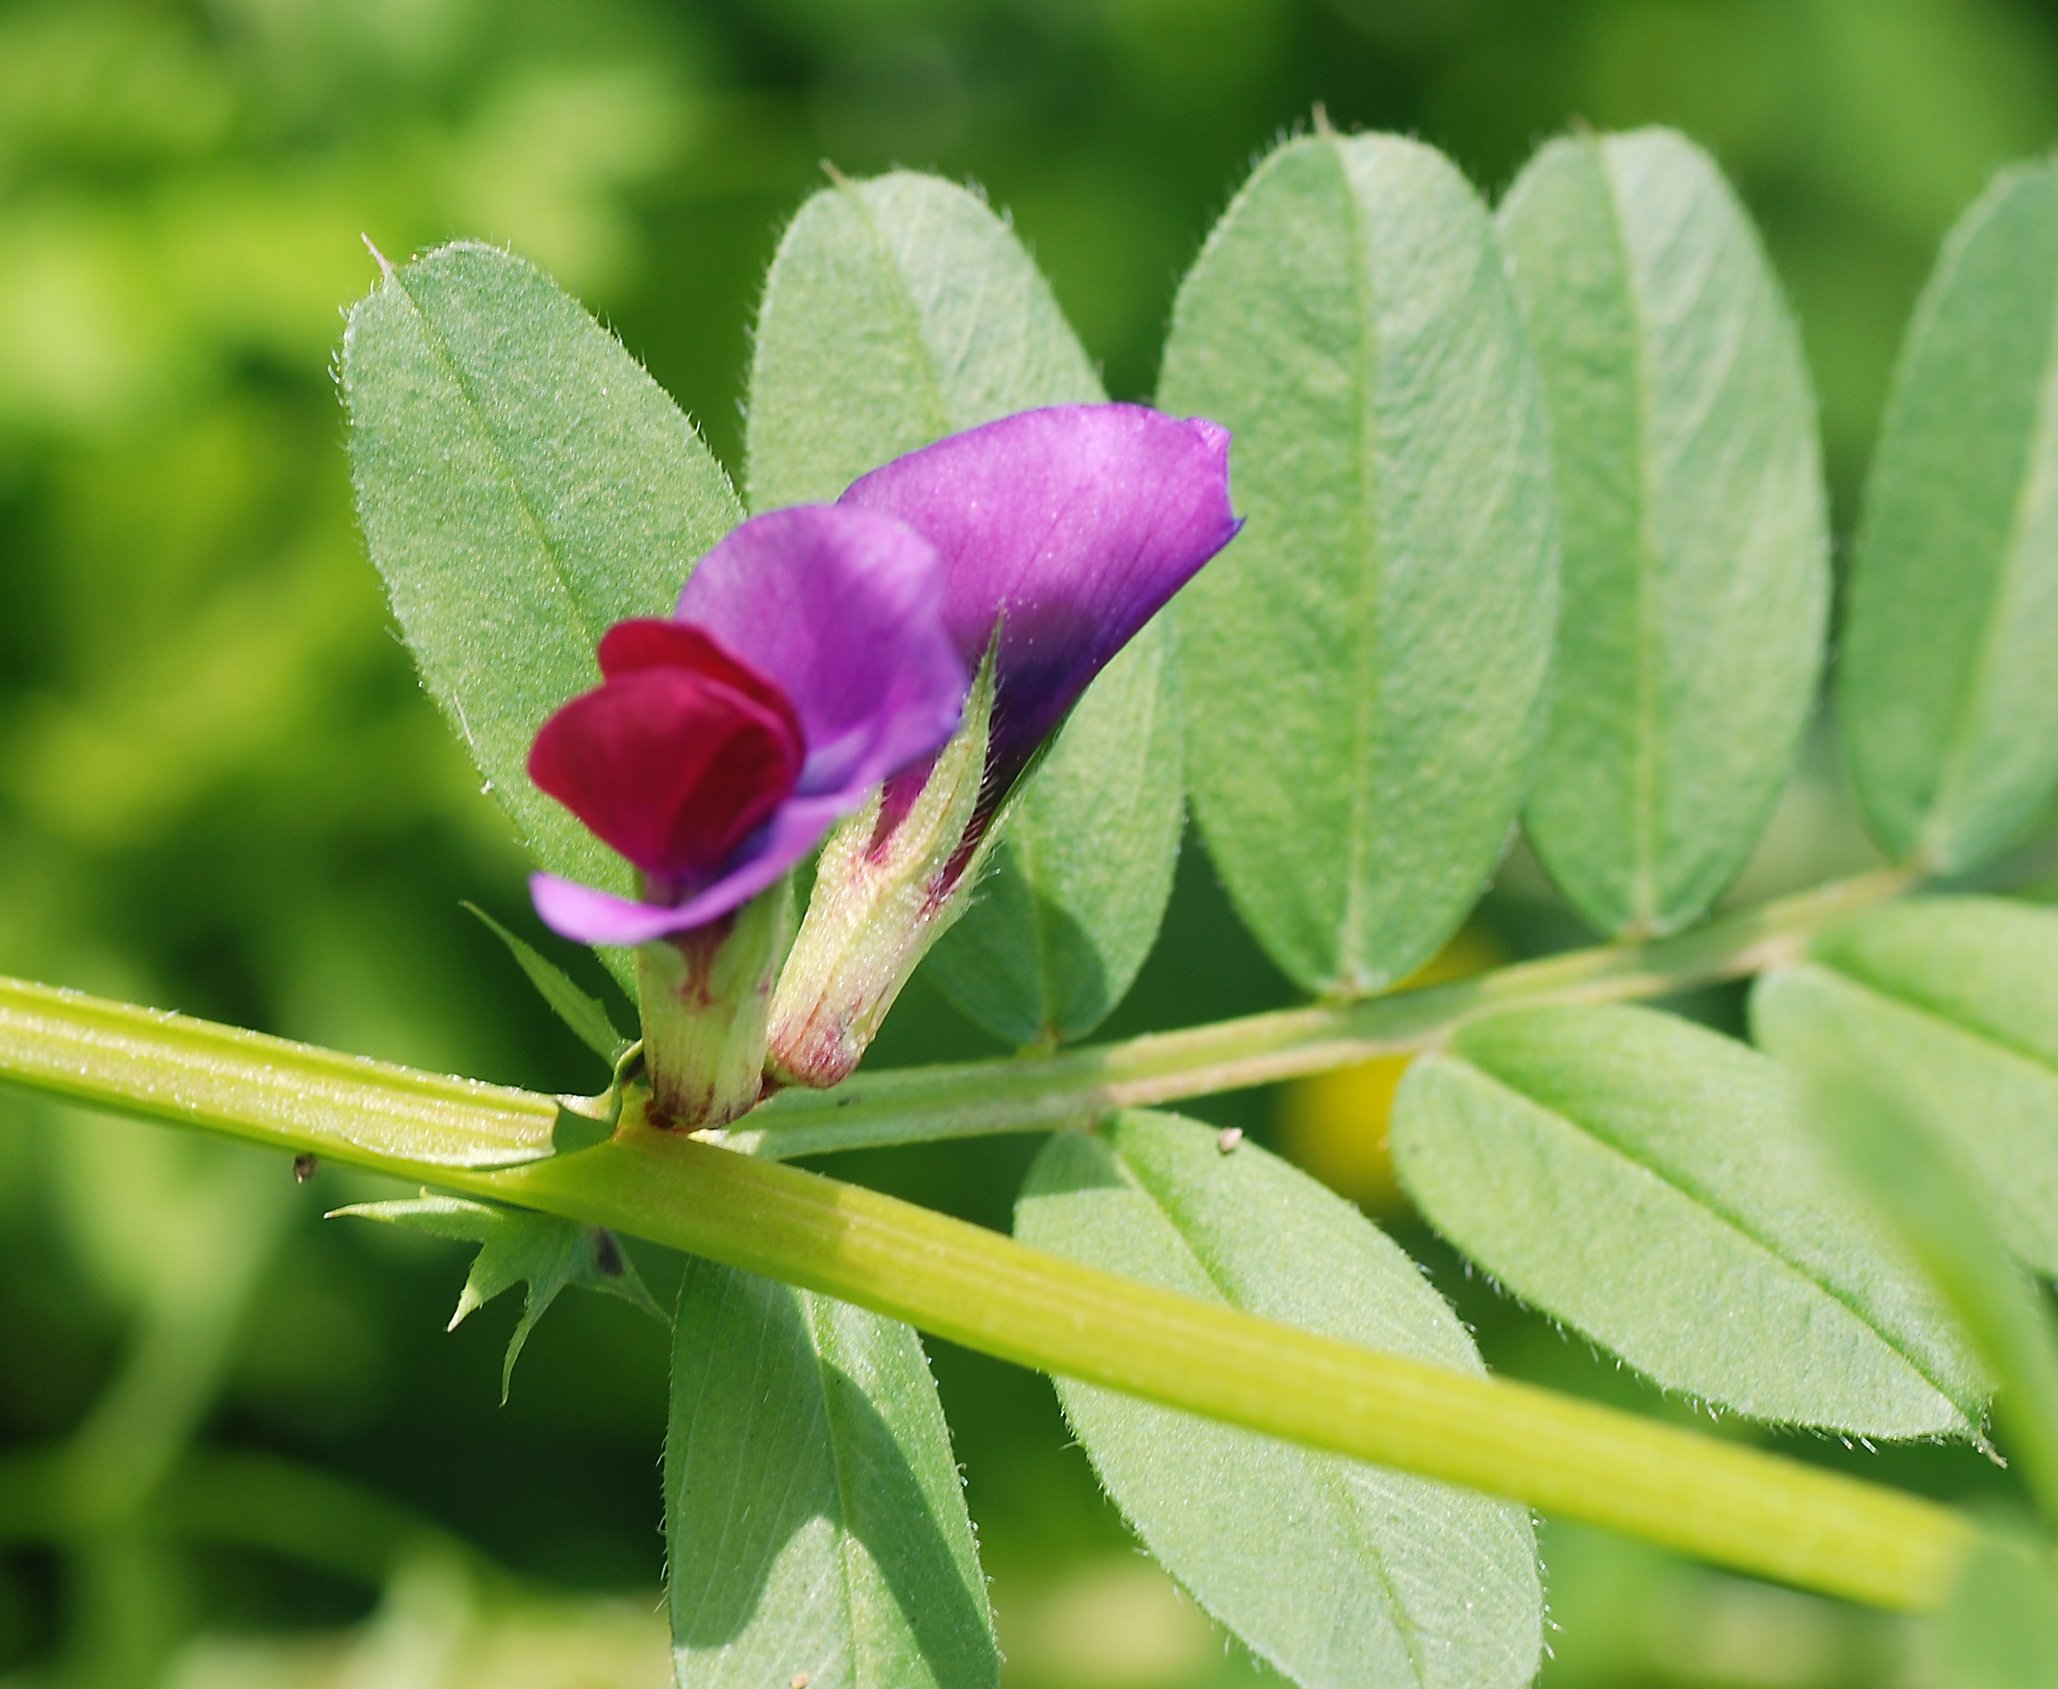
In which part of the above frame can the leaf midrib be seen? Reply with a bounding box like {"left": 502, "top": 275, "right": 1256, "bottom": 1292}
{"left": 1801, "top": 956, "right": 2058, "bottom": 1099}
{"left": 1025, "top": 639, "right": 1176, "bottom": 1040}
{"left": 1008, "top": 827, "right": 1058, "bottom": 1040}
{"left": 1329, "top": 139, "right": 1386, "bottom": 993}
{"left": 670, "top": 1269, "right": 788, "bottom": 1654}
{"left": 847, "top": 180, "right": 965, "bottom": 451}
{"left": 1593, "top": 142, "right": 1668, "bottom": 932}
{"left": 802, "top": 1292, "right": 878, "bottom": 1688}
{"left": 381, "top": 258, "right": 610, "bottom": 652}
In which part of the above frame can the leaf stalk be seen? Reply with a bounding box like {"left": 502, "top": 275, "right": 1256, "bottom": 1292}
{"left": 718, "top": 867, "right": 1918, "bottom": 1157}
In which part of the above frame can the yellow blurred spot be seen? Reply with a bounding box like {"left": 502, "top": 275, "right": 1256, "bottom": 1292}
{"left": 995, "top": 1557, "right": 1217, "bottom": 1688}
{"left": 1276, "top": 927, "right": 1505, "bottom": 1213}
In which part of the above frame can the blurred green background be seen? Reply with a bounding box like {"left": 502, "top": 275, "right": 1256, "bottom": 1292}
{"left": 2, "top": 0, "right": 2054, "bottom": 1684}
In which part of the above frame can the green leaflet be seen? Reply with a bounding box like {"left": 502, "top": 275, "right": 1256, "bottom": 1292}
{"left": 746, "top": 172, "right": 1102, "bottom": 510}
{"left": 748, "top": 170, "right": 1182, "bottom": 1044}
{"left": 343, "top": 241, "right": 744, "bottom": 995}
{"left": 1750, "top": 897, "right": 2058, "bottom": 1279}
{"left": 1841, "top": 162, "right": 2058, "bottom": 873}
{"left": 1160, "top": 133, "right": 1557, "bottom": 997}
{"left": 1016, "top": 1111, "right": 1541, "bottom": 1689}
{"left": 331, "top": 1193, "right": 665, "bottom": 1401}
{"left": 1498, "top": 130, "right": 1829, "bottom": 936}
{"left": 665, "top": 1260, "right": 998, "bottom": 1689}
{"left": 1392, "top": 1004, "right": 1988, "bottom": 1437}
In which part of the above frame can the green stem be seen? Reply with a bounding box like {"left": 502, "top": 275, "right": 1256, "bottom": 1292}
{"left": 0, "top": 882, "right": 1973, "bottom": 1613}
{"left": 491, "top": 1123, "right": 1970, "bottom": 1613}
{"left": 719, "top": 867, "right": 1916, "bottom": 1157}
{"left": 0, "top": 971, "right": 581, "bottom": 1169}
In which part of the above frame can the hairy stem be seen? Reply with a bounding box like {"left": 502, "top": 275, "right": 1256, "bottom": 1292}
{"left": 510, "top": 1122, "right": 1970, "bottom": 1612}
{"left": 0, "top": 867, "right": 1976, "bottom": 1615}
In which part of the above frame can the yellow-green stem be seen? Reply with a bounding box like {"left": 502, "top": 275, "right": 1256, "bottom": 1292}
{"left": 721, "top": 867, "right": 1917, "bottom": 1156}
{"left": 0, "top": 866, "right": 1977, "bottom": 1616}
{"left": 494, "top": 1117, "right": 1971, "bottom": 1613}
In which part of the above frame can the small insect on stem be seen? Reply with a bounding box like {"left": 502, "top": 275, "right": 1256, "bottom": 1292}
{"left": 292, "top": 1153, "right": 319, "bottom": 1184}
{"left": 1215, "top": 1127, "right": 1244, "bottom": 1154}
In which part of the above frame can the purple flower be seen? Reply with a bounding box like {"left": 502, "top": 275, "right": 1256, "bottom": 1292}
{"left": 528, "top": 506, "right": 969, "bottom": 945}
{"left": 527, "top": 403, "right": 1239, "bottom": 962}
{"left": 840, "top": 403, "right": 1239, "bottom": 845}
{"left": 765, "top": 404, "right": 1240, "bottom": 1088}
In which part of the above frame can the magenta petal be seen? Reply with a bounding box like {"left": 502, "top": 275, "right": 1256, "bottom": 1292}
{"left": 839, "top": 403, "right": 1240, "bottom": 794}
{"left": 532, "top": 509, "right": 965, "bottom": 947}
{"left": 595, "top": 620, "right": 803, "bottom": 750}
{"left": 527, "top": 665, "right": 802, "bottom": 882}
{"left": 674, "top": 506, "right": 969, "bottom": 804}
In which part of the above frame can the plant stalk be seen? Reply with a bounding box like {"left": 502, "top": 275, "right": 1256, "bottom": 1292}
{"left": 493, "top": 1115, "right": 1971, "bottom": 1613}
{"left": 718, "top": 867, "right": 1917, "bottom": 1156}
{"left": 0, "top": 872, "right": 1977, "bottom": 1615}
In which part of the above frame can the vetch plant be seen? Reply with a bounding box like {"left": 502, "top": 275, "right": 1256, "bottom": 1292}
{"left": 8, "top": 125, "right": 2058, "bottom": 1685}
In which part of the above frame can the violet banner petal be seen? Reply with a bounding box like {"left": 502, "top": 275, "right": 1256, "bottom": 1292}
{"left": 838, "top": 403, "right": 1240, "bottom": 793}
{"left": 674, "top": 505, "right": 968, "bottom": 801}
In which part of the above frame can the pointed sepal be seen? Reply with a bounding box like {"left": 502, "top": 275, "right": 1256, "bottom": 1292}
{"left": 331, "top": 1192, "right": 668, "bottom": 1401}
{"left": 768, "top": 655, "right": 998, "bottom": 1088}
